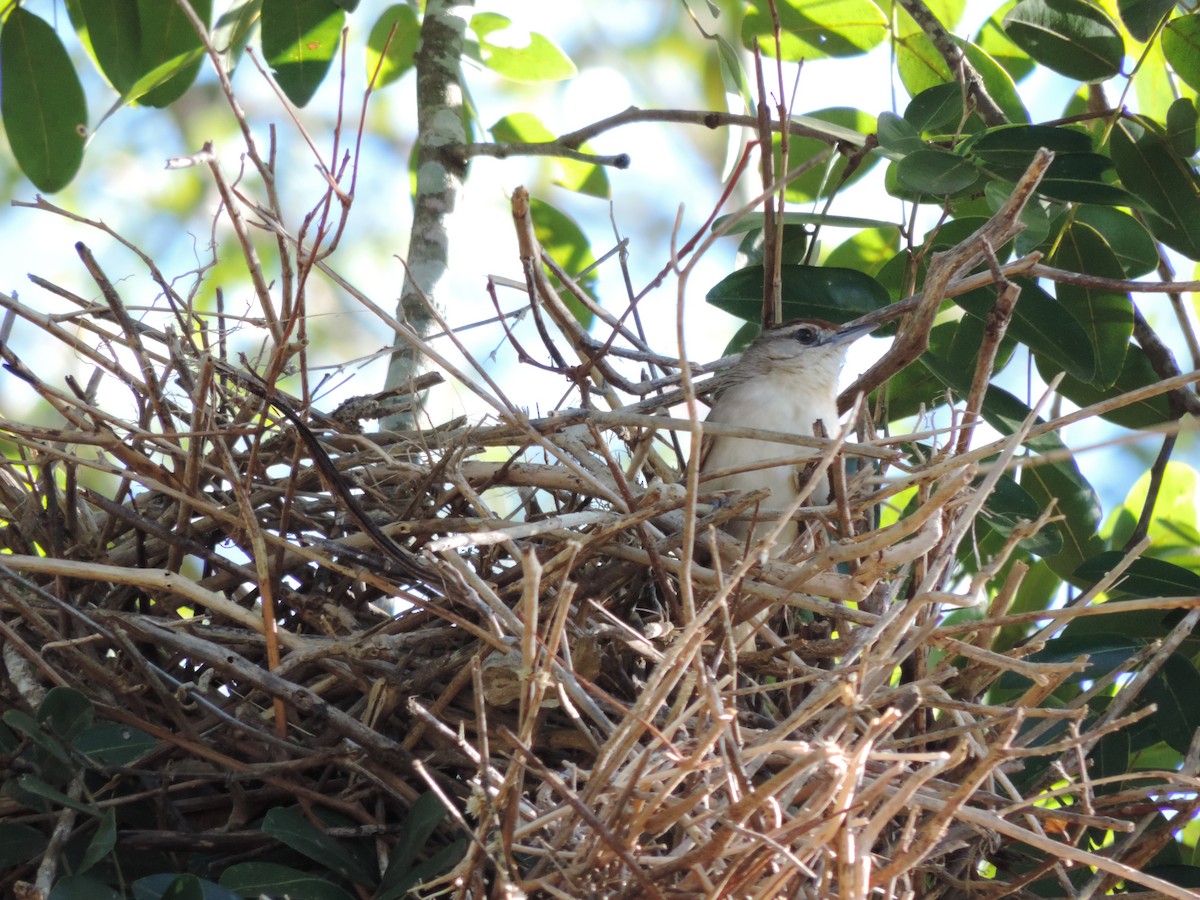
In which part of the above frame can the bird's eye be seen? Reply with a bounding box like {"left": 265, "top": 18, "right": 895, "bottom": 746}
{"left": 793, "top": 326, "right": 819, "bottom": 345}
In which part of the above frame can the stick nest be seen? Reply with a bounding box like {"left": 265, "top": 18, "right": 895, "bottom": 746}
{"left": 0, "top": 207, "right": 1195, "bottom": 899}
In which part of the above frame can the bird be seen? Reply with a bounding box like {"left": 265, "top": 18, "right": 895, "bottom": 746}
{"left": 697, "top": 317, "right": 876, "bottom": 644}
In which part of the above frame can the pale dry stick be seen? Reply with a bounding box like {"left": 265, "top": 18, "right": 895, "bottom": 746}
{"left": 433, "top": 550, "right": 615, "bottom": 736}
{"left": 939, "top": 593, "right": 1200, "bottom": 636}
{"left": 1, "top": 554, "right": 303, "bottom": 649}
{"left": 423, "top": 510, "right": 620, "bottom": 551}
{"left": 601, "top": 543, "right": 877, "bottom": 625}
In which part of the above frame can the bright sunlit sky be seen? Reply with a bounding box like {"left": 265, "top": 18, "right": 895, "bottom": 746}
{"left": 0, "top": 0, "right": 1193, "bottom": 521}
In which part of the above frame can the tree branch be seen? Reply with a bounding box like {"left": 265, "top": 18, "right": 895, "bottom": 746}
{"left": 893, "top": 0, "right": 1007, "bottom": 127}
{"left": 383, "top": 0, "right": 473, "bottom": 427}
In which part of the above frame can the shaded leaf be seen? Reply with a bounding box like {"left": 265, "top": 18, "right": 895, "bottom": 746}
{"left": 1035, "top": 343, "right": 1171, "bottom": 428}
{"left": 895, "top": 148, "right": 979, "bottom": 194}
{"left": 1075, "top": 552, "right": 1200, "bottom": 597}
{"left": 904, "top": 83, "right": 965, "bottom": 133}
{"left": 1073, "top": 206, "right": 1158, "bottom": 278}
{"left": 220, "top": 862, "right": 357, "bottom": 900}
{"left": 1143, "top": 654, "right": 1200, "bottom": 755}
{"left": 0, "top": 823, "right": 46, "bottom": 868}
{"left": 1166, "top": 97, "right": 1199, "bottom": 158}
{"left": 263, "top": 807, "right": 378, "bottom": 887}
{"left": 73, "top": 722, "right": 157, "bottom": 767}
{"left": 131, "top": 873, "right": 239, "bottom": 900}
{"left": 706, "top": 264, "right": 890, "bottom": 324}
{"left": 48, "top": 876, "right": 123, "bottom": 900}
{"left": 1003, "top": 0, "right": 1124, "bottom": 82}
{"left": 69, "top": 0, "right": 141, "bottom": 92}
{"left": 1120, "top": 0, "right": 1176, "bottom": 41}
{"left": 37, "top": 687, "right": 94, "bottom": 741}
{"left": 956, "top": 281, "right": 1096, "bottom": 384}
{"left": 1049, "top": 221, "right": 1134, "bottom": 388}
{"left": 0, "top": 8, "right": 88, "bottom": 192}
{"left": 877, "top": 111, "right": 924, "bottom": 155}
{"left": 79, "top": 808, "right": 117, "bottom": 874}
{"left": 261, "top": 0, "right": 344, "bottom": 107}
{"left": 135, "top": 0, "right": 210, "bottom": 107}
{"left": 977, "top": 388, "right": 1104, "bottom": 578}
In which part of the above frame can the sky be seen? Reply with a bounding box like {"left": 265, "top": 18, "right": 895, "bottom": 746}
{"left": 0, "top": 0, "right": 1193, "bottom": 524}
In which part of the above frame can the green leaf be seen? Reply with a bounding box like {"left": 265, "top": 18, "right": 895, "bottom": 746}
{"left": 1104, "top": 463, "right": 1200, "bottom": 568}
{"left": 706, "top": 264, "right": 890, "bottom": 324}
{"left": 471, "top": 13, "right": 575, "bottom": 82}
{"left": 491, "top": 113, "right": 609, "bottom": 198}
{"left": 263, "top": 807, "right": 378, "bottom": 887}
{"left": 1049, "top": 221, "right": 1134, "bottom": 388}
{"left": 121, "top": 47, "right": 206, "bottom": 107}
{"left": 220, "top": 862, "right": 357, "bottom": 900}
{"left": 895, "top": 36, "right": 1030, "bottom": 124}
{"left": 1003, "top": 0, "right": 1124, "bottom": 82}
{"left": 0, "top": 823, "right": 46, "bottom": 868}
{"left": 135, "top": 0, "right": 210, "bottom": 107}
{"left": 1072, "top": 206, "right": 1158, "bottom": 277}
{"left": 212, "top": 0, "right": 259, "bottom": 75}
{"left": 736, "top": 224, "right": 810, "bottom": 267}
{"left": 895, "top": 148, "right": 979, "bottom": 194}
{"left": 3, "top": 709, "right": 75, "bottom": 769}
{"left": 1119, "top": 0, "right": 1176, "bottom": 41}
{"left": 367, "top": 5, "right": 420, "bottom": 89}
{"left": 975, "top": 1, "right": 1036, "bottom": 82}
{"left": 261, "top": 0, "right": 344, "bottom": 107}
{"left": 529, "top": 198, "right": 597, "bottom": 326}
{"left": 714, "top": 211, "right": 898, "bottom": 233}
{"left": 0, "top": 8, "right": 88, "bottom": 192}
{"left": 1164, "top": 13, "right": 1200, "bottom": 94}
{"left": 977, "top": 473, "right": 1063, "bottom": 557}
{"left": 70, "top": 0, "right": 142, "bottom": 93}
{"left": 1144, "top": 655, "right": 1200, "bottom": 755}
{"left": 1111, "top": 118, "right": 1200, "bottom": 259}
{"left": 73, "top": 722, "right": 157, "bottom": 766}
{"left": 743, "top": 0, "right": 888, "bottom": 60}
{"left": 775, "top": 107, "right": 877, "bottom": 201}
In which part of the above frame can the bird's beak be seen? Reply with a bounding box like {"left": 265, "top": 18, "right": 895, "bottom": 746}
{"left": 825, "top": 320, "right": 878, "bottom": 347}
